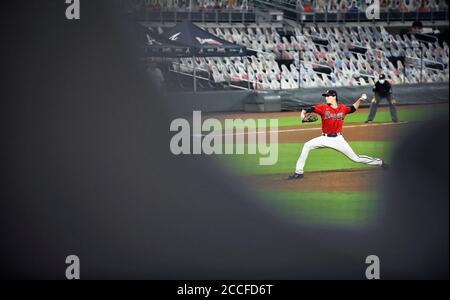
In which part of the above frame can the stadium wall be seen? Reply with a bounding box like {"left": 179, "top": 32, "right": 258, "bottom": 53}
{"left": 167, "top": 82, "right": 449, "bottom": 113}
{"left": 281, "top": 82, "right": 449, "bottom": 110}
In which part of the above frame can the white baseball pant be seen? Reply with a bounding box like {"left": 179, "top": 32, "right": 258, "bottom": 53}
{"left": 295, "top": 134, "right": 383, "bottom": 174}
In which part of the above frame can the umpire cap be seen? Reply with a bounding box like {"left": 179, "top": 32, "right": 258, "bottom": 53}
{"left": 322, "top": 90, "right": 338, "bottom": 97}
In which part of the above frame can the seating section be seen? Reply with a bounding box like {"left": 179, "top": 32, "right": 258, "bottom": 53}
{"left": 275, "top": 0, "right": 448, "bottom": 13}
{"left": 171, "top": 25, "right": 449, "bottom": 90}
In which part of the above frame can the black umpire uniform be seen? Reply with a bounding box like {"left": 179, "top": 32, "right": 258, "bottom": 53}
{"left": 366, "top": 74, "right": 399, "bottom": 123}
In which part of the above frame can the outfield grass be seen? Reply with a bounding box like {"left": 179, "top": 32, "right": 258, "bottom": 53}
{"left": 220, "top": 106, "right": 437, "bottom": 129}
{"left": 258, "top": 191, "right": 378, "bottom": 227}
{"left": 220, "top": 141, "right": 391, "bottom": 175}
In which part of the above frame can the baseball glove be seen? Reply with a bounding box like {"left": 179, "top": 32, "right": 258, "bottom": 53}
{"left": 302, "top": 113, "right": 318, "bottom": 123}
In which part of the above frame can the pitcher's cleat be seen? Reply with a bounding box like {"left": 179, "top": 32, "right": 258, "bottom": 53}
{"left": 365, "top": 120, "right": 373, "bottom": 124}
{"left": 288, "top": 173, "right": 304, "bottom": 180}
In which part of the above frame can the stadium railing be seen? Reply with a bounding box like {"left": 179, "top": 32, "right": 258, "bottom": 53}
{"left": 128, "top": 7, "right": 448, "bottom": 25}
{"left": 125, "top": 7, "right": 257, "bottom": 24}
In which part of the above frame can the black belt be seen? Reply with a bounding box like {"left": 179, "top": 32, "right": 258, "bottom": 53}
{"left": 322, "top": 133, "right": 341, "bottom": 137}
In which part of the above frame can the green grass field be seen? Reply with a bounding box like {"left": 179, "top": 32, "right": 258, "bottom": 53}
{"left": 219, "top": 142, "right": 387, "bottom": 227}
{"left": 213, "top": 105, "right": 444, "bottom": 227}
{"left": 221, "top": 105, "right": 438, "bottom": 129}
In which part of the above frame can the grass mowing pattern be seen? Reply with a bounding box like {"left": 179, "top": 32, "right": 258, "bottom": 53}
{"left": 220, "top": 106, "right": 436, "bottom": 129}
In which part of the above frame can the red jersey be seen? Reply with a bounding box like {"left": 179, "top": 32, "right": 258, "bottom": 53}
{"left": 312, "top": 103, "right": 355, "bottom": 134}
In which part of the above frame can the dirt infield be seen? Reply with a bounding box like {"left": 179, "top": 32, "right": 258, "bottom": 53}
{"left": 246, "top": 169, "right": 383, "bottom": 192}
{"left": 275, "top": 121, "right": 413, "bottom": 143}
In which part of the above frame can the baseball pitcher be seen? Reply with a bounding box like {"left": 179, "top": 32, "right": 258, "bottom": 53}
{"left": 288, "top": 90, "right": 388, "bottom": 180}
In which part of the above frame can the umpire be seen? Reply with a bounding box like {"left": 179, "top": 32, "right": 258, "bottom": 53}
{"left": 366, "top": 74, "right": 399, "bottom": 123}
